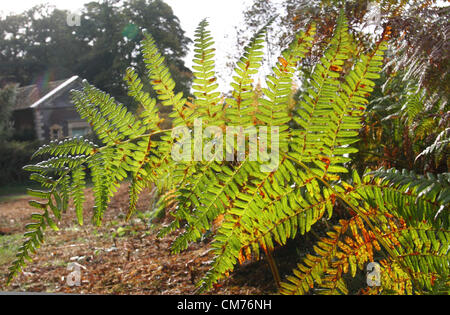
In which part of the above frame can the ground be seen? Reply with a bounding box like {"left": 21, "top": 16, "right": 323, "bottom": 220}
{"left": 0, "top": 184, "right": 279, "bottom": 294}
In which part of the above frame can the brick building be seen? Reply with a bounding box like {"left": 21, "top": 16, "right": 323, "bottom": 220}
{"left": 12, "top": 76, "right": 90, "bottom": 142}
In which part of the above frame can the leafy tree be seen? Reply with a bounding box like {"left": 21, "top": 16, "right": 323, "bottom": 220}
{"left": 0, "top": 83, "right": 17, "bottom": 141}
{"left": 0, "top": 0, "right": 192, "bottom": 107}
{"left": 0, "top": 5, "right": 88, "bottom": 87}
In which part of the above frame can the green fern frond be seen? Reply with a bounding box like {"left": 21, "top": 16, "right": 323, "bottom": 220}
{"left": 416, "top": 128, "right": 450, "bottom": 164}
{"left": 124, "top": 67, "right": 160, "bottom": 130}
{"left": 366, "top": 167, "right": 450, "bottom": 228}
{"left": 88, "top": 152, "right": 114, "bottom": 226}
{"left": 259, "top": 23, "right": 316, "bottom": 149}
{"left": 7, "top": 173, "right": 71, "bottom": 284}
{"left": 401, "top": 84, "right": 425, "bottom": 125}
{"left": 192, "top": 19, "right": 222, "bottom": 125}
{"left": 226, "top": 18, "right": 274, "bottom": 126}
{"left": 320, "top": 40, "right": 387, "bottom": 178}
{"left": 141, "top": 32, "right": 192, "bottom": 127}
{"left": 281, "top": 216, "right": 348, "bottom": 294}
{"left": 7, "top": 211, "right": 47, "bottom": 284}
{"left": 12, "top": 12, "right": 447, "bottom": 296}
{"left": 292, "top": 12, "right": 352, "bottom": 168}
{"left": 32, "top": 137, "right": 96, "bottom": 159}
{"left": 414, "top": 116, "right": 437, "bottom": 140}
{"left": 71, "top": 83, "right": 143, "bottom": 145}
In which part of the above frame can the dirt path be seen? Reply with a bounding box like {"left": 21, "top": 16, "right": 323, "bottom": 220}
{"left": 0, "top": 184, "right": 276, "bottom": 294}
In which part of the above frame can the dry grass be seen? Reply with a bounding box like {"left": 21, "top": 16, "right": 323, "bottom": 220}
{"left": 0, "top": 183, "right": 277, "bottom": 294}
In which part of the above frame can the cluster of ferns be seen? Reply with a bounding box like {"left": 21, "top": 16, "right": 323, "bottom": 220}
{"left": 8, "top": 11, "right": 449, "bottom": 295}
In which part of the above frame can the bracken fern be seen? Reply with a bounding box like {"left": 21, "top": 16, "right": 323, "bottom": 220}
{"left": 7, "top": 12, "right": 449, "bottom": 294}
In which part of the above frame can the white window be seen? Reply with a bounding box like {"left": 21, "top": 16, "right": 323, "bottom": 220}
{"left": 71, "top": 127, "right": 89, "bottom": 137}
{"left": 68, "top": 121, "right": 90, "bottom": 138}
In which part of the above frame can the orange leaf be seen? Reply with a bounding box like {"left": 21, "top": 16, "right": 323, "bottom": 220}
{"left": 238, "top": 250, "right": 245, "bottom": 265}
{"left": 278, "top": 57, "right": 289, "bottom": 69}
{"left": 213, "top": 214, "right": 225, "bottom": 229}
{"left": 330, "top": 65, "right": 343, "bottom": 72}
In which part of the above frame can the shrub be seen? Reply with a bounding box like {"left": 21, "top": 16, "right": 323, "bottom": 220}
{"left": 0, "top": 140, "right": 39, "bottom": 186}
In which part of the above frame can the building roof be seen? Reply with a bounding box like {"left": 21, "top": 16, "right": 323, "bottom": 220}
{"left": 14, "top": 76, "right": 79, "bottom": 111}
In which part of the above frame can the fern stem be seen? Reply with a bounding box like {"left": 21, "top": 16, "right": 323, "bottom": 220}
{"left": 264, "top": 247, "right": 281, "bottom": 289}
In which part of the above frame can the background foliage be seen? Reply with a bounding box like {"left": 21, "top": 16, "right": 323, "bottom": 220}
{"left": 239, "top": 0, "right": 449, "bottom": 175}
{"left": 0, "top": 0, "right": 192, "bottom": 106}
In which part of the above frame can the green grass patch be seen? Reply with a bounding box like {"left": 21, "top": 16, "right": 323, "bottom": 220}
{"left": 0, "top": 233, "right": 23, "bottom": 265}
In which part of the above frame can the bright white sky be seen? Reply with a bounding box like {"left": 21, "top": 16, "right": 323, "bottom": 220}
{"left": 0, "top": 0, "right": 253, "bottom": 89}
{"left": 166, "top": 0, "right": 253, "bottom": 83}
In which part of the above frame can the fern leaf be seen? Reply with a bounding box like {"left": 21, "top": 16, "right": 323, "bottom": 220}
{"left": 71, "top": 83, "right": 142, "bottom": 145}
{"left": 88, "top": 153, "right": 113, "bottom": 226}
{"left": 7, "top": 211, "right": 47, "bottom": 284}
{"left": 366, "top": 168, "right": 450, "bottom": 229}
{"left": 192, "top": 19, "right": 222, "bottom": 125}
{"left": 141, "top": 32, "right": 192, "bottom": 126}
{"left": 321, "top": 39, "right": 388, "bottom": 178}
{"left": 292, "top": 12, "right": 351, "bottom": 169}
{"left": 259, "top": 23, "right": 316, "bottom": 149}
{"left": 226, "top": 18, "right": 274, "bottom": 126}
{"left": 32, "top": 137, "right": 96, "bottom": 159}
{"left": 124, "top": 67, "right": 160, "bottom": 131}
{"left": 415, "top": 128, "right": 450, "bottom": 164}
